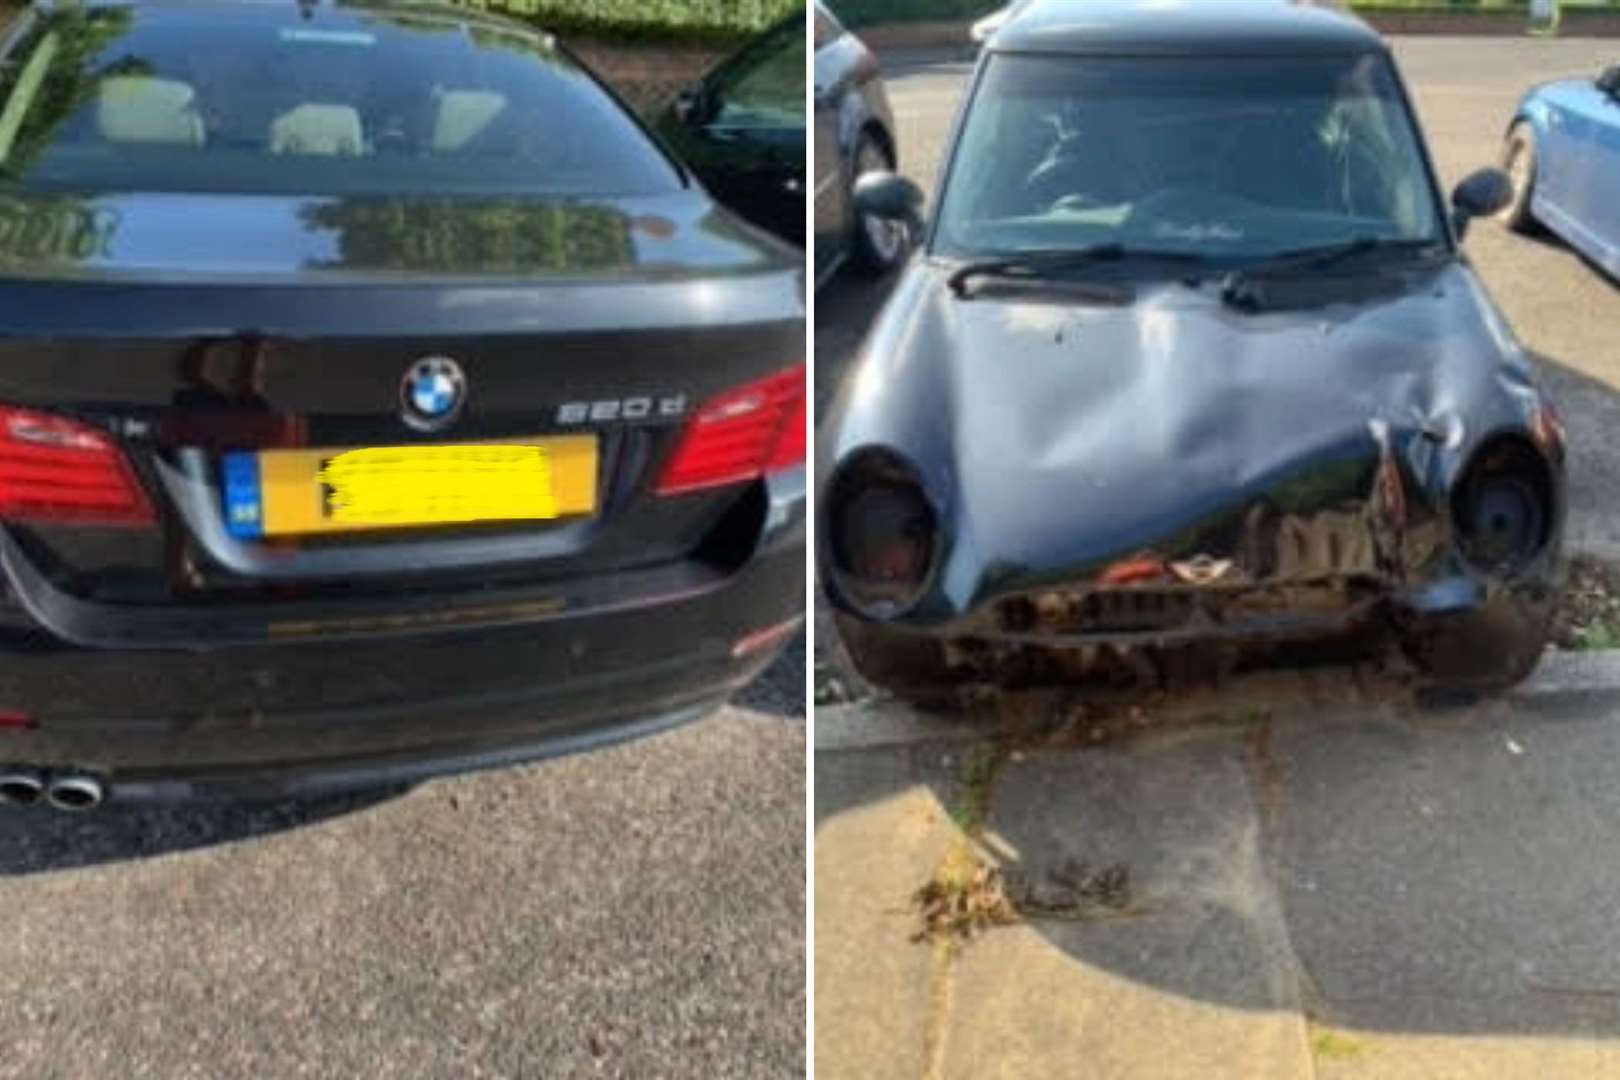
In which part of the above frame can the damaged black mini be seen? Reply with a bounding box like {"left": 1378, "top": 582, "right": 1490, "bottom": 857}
{"left": 818, "top": 0, "right": 1564, "bottom": 702}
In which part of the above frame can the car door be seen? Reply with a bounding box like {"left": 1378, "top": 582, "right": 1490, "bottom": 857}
{"left": 679, "top": 14, "right": 806, "bottom": 246}
{"left": 813, "top": 6, "right": 850, "bottom": 282}
{"left": 1536, "top": 82, "right": 1594, "bottom": 226}
{"left": 1562, "top": 73, "right": 1620, "bottom": 272}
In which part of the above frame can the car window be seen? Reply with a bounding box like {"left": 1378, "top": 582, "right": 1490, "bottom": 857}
{"left": 814, "top": 8, "right": 844, "bottom": 50}
{"left": 0, "top": 6, "right": 682, "bottom": 197}
{"left": 710, "top": 19, "right": 806, "bottom": 130}
{"left": 933, "top": 53, "right": 1443, "bottom": 261}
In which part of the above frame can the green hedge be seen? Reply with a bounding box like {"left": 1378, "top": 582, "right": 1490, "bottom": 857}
{"left": 830, "top": 0, "right": 1620, "bottom": 29}
{"left": 450, "top": 0, "right": 802, "bottom": 43}
{"left": 832, "top": 0, "right": 995, "bottom": 26}
{"left": 1354, "top": 1, "right": 1618, "bottom": 8}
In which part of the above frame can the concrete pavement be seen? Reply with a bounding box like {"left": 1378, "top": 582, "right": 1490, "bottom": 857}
{"left": 815, "top": 678, "right": 1620, "bottom": 1078}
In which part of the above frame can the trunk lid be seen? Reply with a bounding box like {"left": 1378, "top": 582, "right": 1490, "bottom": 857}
{"left": 0, "top": 190, "right": 804, "bottom": 606}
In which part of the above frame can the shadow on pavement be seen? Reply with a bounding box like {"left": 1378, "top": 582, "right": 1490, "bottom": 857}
{"left": 734, "top": 629, "right": 809, "bottom": 718}
{"left": 813, "top": 267, "right": 902, "bottom": 416}
{"left": 3, "top": 628, "right": 806, "bottom": 877}
{"left": 1534, "top": 352, "right": 1620, "bottom": 552}
{"left": 0, "top": 784, "right": 407, "bottom": 877}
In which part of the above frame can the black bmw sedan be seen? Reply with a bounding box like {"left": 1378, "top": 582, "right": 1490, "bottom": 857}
{"left": 0, "top": 0, "right": 805, "bottom": 806}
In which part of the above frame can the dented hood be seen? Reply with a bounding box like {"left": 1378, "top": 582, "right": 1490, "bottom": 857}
{"left": 823, "top": 260, "right": 1547, "bottom": 617}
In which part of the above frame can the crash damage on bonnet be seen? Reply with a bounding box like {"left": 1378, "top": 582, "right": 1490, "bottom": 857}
{"left": 823, "top": 261, "right": 1563, "bottom": 694}
{"left": 820, "top": 1, "right": 1565, "bottom": 700}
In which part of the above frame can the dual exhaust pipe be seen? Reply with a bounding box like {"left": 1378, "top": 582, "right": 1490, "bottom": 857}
{"left": 0, "top": 768, "right": 105, "bottom": 811}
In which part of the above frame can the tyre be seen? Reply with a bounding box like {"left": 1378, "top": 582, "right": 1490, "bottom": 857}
{"left": 833, "top": 612, "right": 958, "bottom": 711}
{"left": 1500, "top": 122, "right": 1539, "bottom": 234}
{"left": 848, "top": 132, "right": 909, "bottom": 276}
{"left": 1399, "top": 594, "right": 1553, "bottom": 695}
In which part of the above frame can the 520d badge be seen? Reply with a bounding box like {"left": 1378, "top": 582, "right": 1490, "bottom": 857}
{"left": 556, "top": 396, "right": 687, "bottom": 425}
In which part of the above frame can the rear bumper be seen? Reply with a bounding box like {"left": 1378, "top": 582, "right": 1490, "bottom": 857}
{"left": 0, "top": 473, "right": 805, "bottom": 799}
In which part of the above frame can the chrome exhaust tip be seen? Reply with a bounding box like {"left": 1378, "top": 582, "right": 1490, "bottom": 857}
{"left": 45, "top": 773, "right": 104, "bottom": 812}
{"left": 0, "top": 769, "right": 45, "bottom": 807}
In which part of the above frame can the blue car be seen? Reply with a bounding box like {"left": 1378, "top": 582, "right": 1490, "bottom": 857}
{"left": 1504, "top": 64, "right": 1620, "bottom": 277}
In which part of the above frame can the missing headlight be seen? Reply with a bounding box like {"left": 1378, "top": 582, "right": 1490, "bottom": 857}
{"left": 827, "top": 452, "right": 937, "bottom": 618}
{"left": 1453, "top": 437, "right": 1554, "bottom": 576}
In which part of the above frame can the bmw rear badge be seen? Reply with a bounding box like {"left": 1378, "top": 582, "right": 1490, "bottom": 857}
{"left": 400, "top": 356, "right": 467, "bottom": 431}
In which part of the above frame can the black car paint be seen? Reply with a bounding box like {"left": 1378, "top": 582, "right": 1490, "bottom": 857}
{"left": 655, "top": 10, "right": 807, "bottom": 247}
{"left": 813, "top": 2, "right": 896, "bottom": 285}
{"left": 0, "top": 3, "right": 806, "bottom": 799}
{"left": 820, "top": 1, "right": 1563, "bottom": 692}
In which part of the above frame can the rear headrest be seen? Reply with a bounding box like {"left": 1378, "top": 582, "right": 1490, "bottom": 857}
{"left": 97, "top": 77, "right": 205, "bottom": 146}
{"left": 432, "top": 91, "right": 507, "bottom": 152}
{"left": 269, "top": 104, "right": 365, "bottom": 156}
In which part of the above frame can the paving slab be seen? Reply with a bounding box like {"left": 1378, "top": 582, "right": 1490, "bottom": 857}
{"left": 1267, "top": 696, "right": 1620, "bottom": 1040}
{"left": 814, "top": 747, "right": 962, "bottom": 1080}
{"left": 946, "top": 928, "right": 1312, "bottom": 1080}
{"left": 941, "top": 738, "right": 1313, "bottom": 1079}
{"left": 1308, "top": 1027, "right": 1614, "bottom": 1080}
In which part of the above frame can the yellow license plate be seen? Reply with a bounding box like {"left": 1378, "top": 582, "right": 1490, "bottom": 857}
{"left": 222, "top": 437, "right": 598, "bottom": 538}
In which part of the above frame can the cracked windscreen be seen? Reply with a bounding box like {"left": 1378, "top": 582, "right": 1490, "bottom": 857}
{"left": 933, "top": 51, "right": 1444, "bottom": 264}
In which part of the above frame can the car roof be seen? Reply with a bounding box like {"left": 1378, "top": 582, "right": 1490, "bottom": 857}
{"left": 989, "top": 0, "right": 1384, "bottom": 57}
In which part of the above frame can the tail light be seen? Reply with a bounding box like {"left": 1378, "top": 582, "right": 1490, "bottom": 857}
{"left": 656, "top": 364, "right": 805, "bottom": 496}
{"left": 0, "top": 406, "right": 153, "bottom": 526}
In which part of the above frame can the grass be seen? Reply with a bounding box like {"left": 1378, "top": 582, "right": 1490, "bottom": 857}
{"left": 948, "top": 744, "right": 1005, "bottom": 834}
{"left": 452, "top": 0, "right": 800, "bottom": 43}
{"left": 1310, "top": 1026, "right": 1371, "bottom": 1062}
{"left": 1551, "top": 556, "right": 1620, "bottom": 652}
{"left": 1576, "top": 622, "right": 1620, "bottom": 651}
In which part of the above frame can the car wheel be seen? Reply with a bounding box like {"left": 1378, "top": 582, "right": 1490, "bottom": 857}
{"left": 1399, "top": 594, "right": 1552, "bottom": 695}
{"left": 849, "top": 133, "right": 908, "bottom": 276}
{"left": 1500, "top": 122, "right": 1539, "bottom": 234}
{"left": 833, "top": 612, "right": 958, "bottom": 711}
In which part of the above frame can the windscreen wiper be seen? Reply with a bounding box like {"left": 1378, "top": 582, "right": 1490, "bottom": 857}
{"left": 946, "top": 244, "right": 1207, "bottom": 298}
{"left": 1220, "top": 237, "right": 1448, "bottom": 312}
{"left": 1227, "top": 236, "right": 1446, "bottom": 282}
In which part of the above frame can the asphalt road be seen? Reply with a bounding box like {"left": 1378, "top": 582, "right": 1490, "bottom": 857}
{"left": 0, "top": 639, "right": 805, "bottom": 1078}
{"left": 816, "top": 36, "right": 1620, "bottom": 554}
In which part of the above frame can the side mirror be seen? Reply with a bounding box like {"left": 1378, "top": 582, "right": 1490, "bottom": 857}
{"left": 672, "top": 88, "right": 705, "bottom": 126}
{"left": 1598, "top": 65, "right": 1620, "bottom": 99}
{"left": 1451, "top": 167, "right": 1513, "bottom": 238}
{"left": 853, "top": 171, "right": 925, "bottom": 236}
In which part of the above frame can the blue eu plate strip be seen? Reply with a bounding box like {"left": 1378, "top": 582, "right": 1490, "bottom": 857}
{"left": 222, "top": 452, "right": 264, "bottom": 540}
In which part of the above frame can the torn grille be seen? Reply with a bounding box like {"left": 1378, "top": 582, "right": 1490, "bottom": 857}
{"left": 997, "top": 582, "right": 1376, "bottom": 638}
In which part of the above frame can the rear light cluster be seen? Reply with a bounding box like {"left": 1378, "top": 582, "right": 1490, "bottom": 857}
{"left": 0, "top": 406, "right": 153, "bottom": 526}
{"left": 656, "top": 364, "right": 805, "bottom": 496}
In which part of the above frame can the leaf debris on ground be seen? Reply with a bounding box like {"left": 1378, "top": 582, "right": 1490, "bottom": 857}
{"left": 911, "top": 850, "right": 1134, "bottom": 944}
{"left": 1552, "top": 555, "right": 1620, "bottom": 651}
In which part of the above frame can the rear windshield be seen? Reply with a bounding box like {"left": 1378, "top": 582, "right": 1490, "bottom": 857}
{"left": 0, "top": 5, "right": 683, "bottom": 197}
